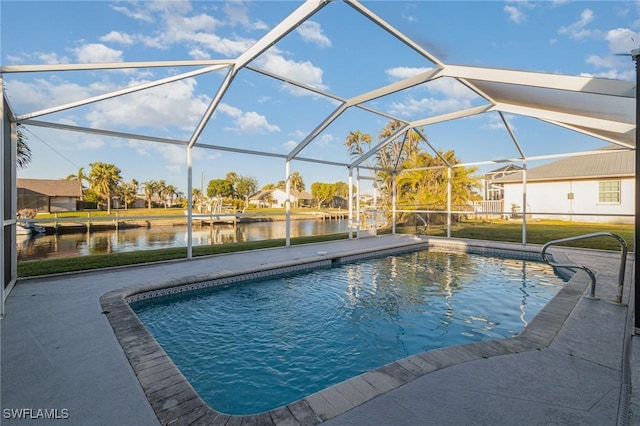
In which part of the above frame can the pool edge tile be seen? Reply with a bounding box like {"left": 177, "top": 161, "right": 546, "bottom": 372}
{"left": 98, "top": 238, "right": 588, "bottom": 426}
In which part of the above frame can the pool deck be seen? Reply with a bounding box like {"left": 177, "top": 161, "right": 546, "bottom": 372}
{"left": 1, "top": 234, "right": 638, "bottom": 425}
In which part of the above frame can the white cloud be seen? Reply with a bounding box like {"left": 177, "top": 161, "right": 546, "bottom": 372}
{"left": 38, "top": 52, "right": 71, "bottom": 64}
{"left": 100, "top": 31, "right": 134, "bottom": 45}
{"left": 504, "top": 5, "right": 526, "bottom": 25}
{"left": 127, "top": 140, "right": 152, "bottom": 157}
{"left": 78, "top": 138, "right": 106, "bottom": 150}
{"left": 189, "top": 47, "right": 211, "bottom": 60}
{"left": 156, "top": 144, "right": 188, "bottom": 172}
{"left": 283, "top": 140, "right": 298, "bottom": 150}
{"left": 579, "top": 28, "right": 638, "bottom": 80}
{"left": 216, "top": 103, "right": 280, "bottom": 134}
{"left": 389, "top": 96, "right": 473, "bottom": 117}
{"left": 119, "top": 2, "right": 256, "bottom": 57}
{"left": 317, "top": 133, "right": 334, "bottom": 146}
{"left": 385, "top": 66, "right": 433, "bottom": 80}
{"left": 402, "top": 14, "right": 416, "bottom": 23}
{"left": 558, "top": 9, "right": 594, "bottom": 40}
{"left": 70, "top": 43, "right": 124, "bottom": 63}
{"left": 481, "top": 114, "right": 517, "bottom": 131}
{"left": 129, "top": 140, "right": 223, "bottom": 175}
{"left": 297, "top": 21, "right": 331, "bottom": 48}
{"left": 5, "top": 78, "right": 94, "bottom": 112}
{"left": 605, "top": 27, "right": 638, "bottom": 54}
{"left": 223, "top": 1, "right": 268, "bottom": 30}
{"left": 110, "top": 4, "right": 155, "bottom": 23}
{"left": 384, "top": 67, "right": 477, "bottom": 117}
{"left": 290, "top": 129, "right": 308, "bottom": 139}
{"left": 256, "top": 50, "right": 328, "bottom": 93}
{"left": 86, "top": 78, "right": 210, "bottom": 130}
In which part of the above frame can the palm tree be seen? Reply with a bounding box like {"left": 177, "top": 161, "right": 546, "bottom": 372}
{"left": 191, "top": 188, "right": 205, "bottom": 212}
{"left": 88, "top": 162, "right": 122, "bottom": 214}
{"left": 143, "top": 181, "right": 159, "bottom": 209}
{"left": 374, "top": 121, "right": 422, "bottom": 213}
{"left": 289, "top": 171, "right": 305, "bottom": 208}
{"left": 65, "top": 167, "right": 90, "bottom": 200}
{"left": 16, "top": 125, "right": 32, "bottom": 169}
{"left": 164, "top": 184, "right": 178, "bottom": 208}
{"left": 119, "top": 179, "right": 139, "bottom": 210}
{"left": 156, "top": 180, "right": 168, "bottom": 208}
{"left": 344, "top": 130, "right": 372, "bottom": 159}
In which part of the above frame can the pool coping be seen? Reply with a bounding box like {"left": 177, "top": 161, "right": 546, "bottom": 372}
{"left": 99, "top": 238, "right": 587, "bottom": 426}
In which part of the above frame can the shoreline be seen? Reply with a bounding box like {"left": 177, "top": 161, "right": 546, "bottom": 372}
{"left": 34, "top": 212, "right": 350, "bottom": 235}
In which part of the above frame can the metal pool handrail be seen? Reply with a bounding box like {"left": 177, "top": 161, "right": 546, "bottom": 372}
{"left": 414, "top": 213, "right": 428, "bottom": 235}
{"left": 541, "top": 232, "right": 628, "bottom": 304}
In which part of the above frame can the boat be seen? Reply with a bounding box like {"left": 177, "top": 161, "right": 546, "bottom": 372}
{"left": 16, "top": 222, "right": 46, "bottom": 235}
{"left": 184, "top": 211, "right": 242, "bottom": 224}
{"left": 185, "top": 198, "right": 243, "bottom": 224}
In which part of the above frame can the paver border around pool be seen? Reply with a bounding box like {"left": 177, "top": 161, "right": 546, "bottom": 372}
{"left": 99, "top": 238, "right": 588, "bottom": 426}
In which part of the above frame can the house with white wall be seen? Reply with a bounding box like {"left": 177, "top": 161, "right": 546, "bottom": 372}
{"left": 249, "top": 188, "right": 313, "bottom": 208}
{"left": 490, "top": 146, "right": 634, "bottom": 224}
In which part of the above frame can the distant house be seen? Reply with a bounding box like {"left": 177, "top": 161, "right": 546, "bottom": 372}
{"left": 490, "top": 146, "right": 634, "bottom": 224}
{"left": 482, "top": 164, "right": 523, "bottom": 201}
{"left": 249, "top": 188, "right": 313, "bottom": 208}
{"left": 17, "top": 178, "right": 83, "bottom": 213}
{"left": 330, "top": 196, "right": 348, "bottom": 209}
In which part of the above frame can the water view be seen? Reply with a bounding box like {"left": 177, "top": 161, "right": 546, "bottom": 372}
{"left": 17, "top": 219, "right": 349, "bottom": 261}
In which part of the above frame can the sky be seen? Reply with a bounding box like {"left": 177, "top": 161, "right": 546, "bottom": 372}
{"left": 2, "top": 0, "right": 639, "bottom": 197}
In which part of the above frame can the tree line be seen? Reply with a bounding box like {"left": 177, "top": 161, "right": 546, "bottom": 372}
{"left": 344, "top": 120, "right": 481, "bottom": 219}
{"left": 16, "top": 120, "right": 481, "bottom": 217}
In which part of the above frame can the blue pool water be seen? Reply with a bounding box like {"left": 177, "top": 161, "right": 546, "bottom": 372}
{"left": 132, "top": 250, "right": 566, "bottom": 415}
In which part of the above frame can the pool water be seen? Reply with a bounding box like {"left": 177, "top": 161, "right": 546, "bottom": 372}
{"left": 132, "top": 250, "right": 566, "bottom": 415}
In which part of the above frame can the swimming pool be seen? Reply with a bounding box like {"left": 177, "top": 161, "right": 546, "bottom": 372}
{"left": 131, "top": 248, "right": 566, "bottom": 415}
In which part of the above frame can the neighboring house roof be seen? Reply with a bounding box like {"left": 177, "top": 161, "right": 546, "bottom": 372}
{"left": 249, "top": 189, "right": 274, "bottom": 201}
{"left": 484, "top": 164, "right": 523, "bottom": 179}
{"left": 17, "top": 178, "right": 83, "bottom": 197}
{"left": 491, "top": 146, "right": 634, "bottom": 183}
{"left": 292, "top": 190, "right": 313, "bottom": 200}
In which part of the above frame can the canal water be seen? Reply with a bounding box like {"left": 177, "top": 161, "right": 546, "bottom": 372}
{"left": 17, "top": 219, "right": 350, "bottom": 261}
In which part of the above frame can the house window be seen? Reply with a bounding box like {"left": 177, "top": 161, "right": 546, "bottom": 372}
{"left": 598, "top": 180, "right": 620, "bottom": 203}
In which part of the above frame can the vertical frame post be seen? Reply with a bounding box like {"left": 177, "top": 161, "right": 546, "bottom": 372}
{"left": 392, "top": 173, "right": 397, "bottom": 234}
{"left": 186, "top": 146, "right": 193, "bottom": 259}
{"left": 348, "top": 168, "right": 353, "bottom": 239}
{"left": 522, "top": 160, "right": 527, "bottom": 245}
{"left": 447, "top": 167, "right": 452, "bottom": 238}
{"left": 632, "top": 48, "right": 640, "bottom": 333}
{"left": 285, "top": 160, "right": 291, "bottom": 247}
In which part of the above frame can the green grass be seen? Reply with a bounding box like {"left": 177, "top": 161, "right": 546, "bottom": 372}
{"left": 17, "top": 233, "right": 351, "bottom": 278}
{"left": 397, "top": 219, "right": 634, "bottom": 251}
{"left": 17, "top": 219, "right": 634, "bottom": 278}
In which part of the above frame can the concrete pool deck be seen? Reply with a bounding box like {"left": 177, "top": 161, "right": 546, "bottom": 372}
{"left": 0, "top": 234, "right": 637, "bottom": 425}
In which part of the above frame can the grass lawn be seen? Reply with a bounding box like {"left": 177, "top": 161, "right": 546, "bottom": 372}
{"left": 16, "top": 217, "right": 633, "bottom": 278}
{"left": 396, "top": 219, "right": 634, "bottom": 251}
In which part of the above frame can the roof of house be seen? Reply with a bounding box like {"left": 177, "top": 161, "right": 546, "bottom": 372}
{"left": 491, "top": 146, "right": 634, "bottom": 184}
{"left": 249, "top": 189, "right": 273, "bottom": 201}
{"left": 484, "top": 164, "right": 523, "bottom": 178}
{"left": 17, "top": 178, "right": 83, "bottom": 197}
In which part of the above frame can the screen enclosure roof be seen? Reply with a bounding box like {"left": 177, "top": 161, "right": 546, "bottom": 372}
{"left": 1, "top": 0, "right": 636, "bottom": 176}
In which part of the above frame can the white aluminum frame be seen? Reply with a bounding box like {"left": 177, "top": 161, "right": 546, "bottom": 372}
{"left": 1, "top": 0, "right": 636, "bottom": 309}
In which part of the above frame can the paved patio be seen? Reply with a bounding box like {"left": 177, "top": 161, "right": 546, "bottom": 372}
{"left": 1, "top": 235, "right": 638, "bottom": 425}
